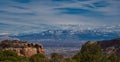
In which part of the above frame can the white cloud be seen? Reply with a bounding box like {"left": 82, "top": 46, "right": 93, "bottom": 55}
{"left": 0, "top": 0, "right": 119, "bottom": 34}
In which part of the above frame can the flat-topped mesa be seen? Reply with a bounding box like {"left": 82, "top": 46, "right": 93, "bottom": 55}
{"left": 0, "top": 40, "right": 44, "bottom": 57}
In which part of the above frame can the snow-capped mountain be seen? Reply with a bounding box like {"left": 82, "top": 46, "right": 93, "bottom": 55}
{"left": 0, "top": 24, "right": 120, "bottom": 57}
{"left": 0, "top": 24, "right": 116, "bottom": 47}
{"left": 1, "top": 24, "right": 120, "bottom": 42}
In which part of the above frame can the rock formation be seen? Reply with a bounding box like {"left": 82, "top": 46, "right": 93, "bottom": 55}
{"left": 97, "top": 38, "right": 120, "bottom": 57}
{"left": 0, "top": 40, "right": 44, "bottom": 57}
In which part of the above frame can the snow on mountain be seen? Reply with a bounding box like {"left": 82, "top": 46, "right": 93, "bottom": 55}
{"left": 8, "top": 24, "right": 120, "bottom": 40}
{"left": 1, "top": 24, "right": 120, "bottom": 42}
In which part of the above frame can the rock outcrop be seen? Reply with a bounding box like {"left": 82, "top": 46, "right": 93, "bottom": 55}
{"left": 0, "top": 40, "right": 44, "bottom": 57}
{"left": 96, "top": 38, "right": 120, "bottom": 56}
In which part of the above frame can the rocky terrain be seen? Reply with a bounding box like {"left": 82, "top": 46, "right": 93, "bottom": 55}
{"left": 97, "top": 38, "right": 120, "bottom": 57}
{"left": 86, "top": 38, "right": 120, "bottom": 57}
{"left": 0, "top": 40, "right": 44, "bottom": 57}
{"left": 1, "top": 38, "right": 120, "bottom": 58}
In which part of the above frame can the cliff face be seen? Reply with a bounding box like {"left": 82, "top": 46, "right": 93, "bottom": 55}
{"left": 0, "top": 40, "right": 44, "bottom": 57}
{"left": 97, "top": 38, "right": 120, "bottom": 56}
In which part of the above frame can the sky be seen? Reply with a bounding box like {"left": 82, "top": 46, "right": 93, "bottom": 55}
{"left": 0, "top": 0, "right": 120, "bottom": 35}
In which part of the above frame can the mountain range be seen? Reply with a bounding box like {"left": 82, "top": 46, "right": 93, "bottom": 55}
{"left": 0, "top": 24, "right": 120, "bottom": 57}
{"left": 0, "top": 24, "right": 120, "bottom": 47}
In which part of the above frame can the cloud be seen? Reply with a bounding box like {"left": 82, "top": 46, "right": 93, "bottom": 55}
{"left": 0, "top": 10, "right": 36, "bottom": 16}
{"left": 11, "top": 6, "right": 29, "bottom": 9}
{"left": 79, "top": 0, "right": 89, "bottom": 1}
{"left": 54, "top": 8, "right": 105, "bottom": 17}
{"left": 0, "top": 0, "right": 120, "bottom": 34}
{"left": 92, "top": 1, "right": 109, "bottom": 7}
{"left": 52, "top": 0, "right": 72, "bottom": 1}
{"left": 13, "top": 0, "right": 31, "bottom": 3}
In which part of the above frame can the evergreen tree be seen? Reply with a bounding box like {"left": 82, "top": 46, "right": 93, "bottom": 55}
{"left": 108, "top": 54, "right": 120, "bottom": 62}
{"left": 73, "top": 42, "right": 109, "bottom": 62}
{"left": 0, "top": 50, "right": 29, "bottom": 62}
{"left": 50, "top": 53, "right": 65, "bottom": 62}
{"left": 29, "top": 54, "right": 49, "bottom": 62}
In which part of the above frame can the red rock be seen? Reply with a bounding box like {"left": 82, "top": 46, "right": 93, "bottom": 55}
{"left": 0, "top": 40, "right": 44, "bottom": 57}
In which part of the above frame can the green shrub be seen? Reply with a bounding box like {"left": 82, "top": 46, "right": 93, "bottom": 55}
{"left": 0, "top": 50, "right": 29, "bottom": 62}
{"left": 73, "top": 43, "right": 109, "bottom": 62}
{"left": 50, "top": 53, "right": 65, "bottom": 62}
{"left": 29, "top": 54, "right": 49, "bottom": 62}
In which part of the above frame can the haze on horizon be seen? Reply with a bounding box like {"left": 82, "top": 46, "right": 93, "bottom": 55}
{"left": 0, "top": 0, "right": 120, "bottom": 35}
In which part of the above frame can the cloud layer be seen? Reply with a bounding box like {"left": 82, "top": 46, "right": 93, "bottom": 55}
{"left": 0, "top": 0, "right": 120, "bottom": 34}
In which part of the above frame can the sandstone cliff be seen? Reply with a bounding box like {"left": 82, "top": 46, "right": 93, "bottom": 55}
{"left": 0, "top": 40, "right": 44, "bottom": 57}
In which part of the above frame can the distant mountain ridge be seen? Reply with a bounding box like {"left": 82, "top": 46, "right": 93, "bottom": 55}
{"left": 0, "top": 24, "right": 120, "bottom": 56}
{"left": 10, "top": 28, "right": 120, "bottom": 41}
{"left": 1, "top": 24, "right": 120, "bottom": 36}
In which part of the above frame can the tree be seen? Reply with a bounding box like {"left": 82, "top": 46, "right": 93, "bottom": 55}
{"left": 50, "top": 53, "right": 65, "bottom": 62}
{"left": 73, "top": 42, "right": 109, "bottom": 62}
{"left": 29, "top": 54, "right": 49, "bottom": 62}
{"left": 65, "top": 58, "right": 77, "bottom": 62}
{"left": 0, "top": 50, "right": 29, "bottom": 62}
{"left": 108, "top": 54, "right": 120, "bottom": 62}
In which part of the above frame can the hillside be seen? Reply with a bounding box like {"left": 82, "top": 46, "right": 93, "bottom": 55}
{"left": 97, "top": 38, "right": 120, "bottom": 57}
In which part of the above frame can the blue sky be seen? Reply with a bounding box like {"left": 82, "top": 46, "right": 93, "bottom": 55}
{"left": 0, "top": 0, "right": 120, "bottom": 35}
